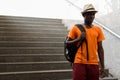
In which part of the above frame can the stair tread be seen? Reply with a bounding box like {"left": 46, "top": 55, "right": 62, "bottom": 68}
{"left": 61, "top": 77, "right": 118, "bottom": 80}
{"left": 0, "top": 15, "right": 62, "bottom": 21}
{"left": 101, "top": 77, "right": 118, "bottom": 80}
{"left": 0, "top": 41, "right": 64, "bottom": 43}
{"left": 0, "top": 47, "right": 63, "bottom": 49}
{"left": 0, "top": 53, "right": 64, "bottom": 56}
{"left": 0, "top": 69, "right": 72, "bottom": 75}
{"left": 0, "top": 61, "right": 68, "bottom": 64}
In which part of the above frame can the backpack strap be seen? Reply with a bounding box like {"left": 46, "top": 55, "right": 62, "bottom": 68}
{"left": 75, "top": 24, "right": 89, "bottom": 61}
{"left": 75, "top": 24, "right": 85, "bottom": 32}
{"left": 75, "top": 24, "right": 85, "bottom": 47}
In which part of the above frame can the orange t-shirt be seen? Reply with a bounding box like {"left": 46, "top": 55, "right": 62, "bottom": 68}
{"left": 68, "top": 25, "right": 105, "bottom": 65}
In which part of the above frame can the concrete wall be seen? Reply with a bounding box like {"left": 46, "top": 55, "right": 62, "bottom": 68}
{"left": 96, "top": 11, "right": 120, "bottom": 80}
{"left": 62, "top": 19, "right": 83, "bottom": 30}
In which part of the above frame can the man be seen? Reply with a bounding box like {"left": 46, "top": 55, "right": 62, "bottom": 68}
{"left": 66, "top": 4, "right": 106, "bottom": 80}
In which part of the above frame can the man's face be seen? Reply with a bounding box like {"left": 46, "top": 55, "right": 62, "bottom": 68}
{"left": 83, "top": 12, "right": 96, "bottom": 25}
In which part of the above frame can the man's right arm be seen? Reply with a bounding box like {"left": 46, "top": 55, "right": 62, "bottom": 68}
{"left": 66, "top": 32, "right": 86, "bottom": 45}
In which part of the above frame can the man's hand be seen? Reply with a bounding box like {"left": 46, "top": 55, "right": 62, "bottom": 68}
{"left": 99, "top": 68, "right": 108, "bottom": 78}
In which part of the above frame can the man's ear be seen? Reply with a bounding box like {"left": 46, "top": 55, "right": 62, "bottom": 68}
{"left": 82, "top": 13, "right": 86, "bottom": 17}
{"left": 82, "top": 13, "right": 85, "bottom": 17}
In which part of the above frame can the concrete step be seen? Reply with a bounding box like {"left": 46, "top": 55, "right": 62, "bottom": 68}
{"left": 0, "top": 24, "right": 65, "bottom": 29}
{"left": 0, "top": 33, "right": 67, "bottom": 37}
{"left": 0, "top": 61, "right": 71, "bottom": 72}
{"left": 0, "top": 22, "right": 64, "bottom": 26}
{"left": 0, "top": 41, "right": 64, "bottom": 47}
{"left": 0, "top": 24, "right": 64, "bottom": 29}
{"left": 0, "top": 69, "right": 72, "bottom": 80}
{"left": 0, "top": 54, "right": 66, "bottom": 62}
{"left": 61, "top": 77, "right": 118, "bottom": 80}
{"left": 102, "top": 77, "right": 118, "bottom": 80}
{"left": 0, "top": 29, "right": 67, "bottom": 34}
{"left": 0, "top": 70, "right": 117, "bottom": 80}
{"left": 0, "top": 36, "right": 65, "bottom": 42}
{"left": 0, "top": 15, "right": 62, "bottom": 22}
{"left": 0, "top": 26, "right": 67, "bottom": 30}
{"left": 0, "top": 19, "right": 62, "bottom": 23}
{"left": 0, "top": 47, "right": 64, "bottom": 54}
{"left": 0, "top": 20, "right": 63, "bottom": 24}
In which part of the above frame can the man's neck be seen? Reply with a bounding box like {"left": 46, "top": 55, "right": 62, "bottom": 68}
{"left": 84, "top": 23, "right": 93, "bottom": 28}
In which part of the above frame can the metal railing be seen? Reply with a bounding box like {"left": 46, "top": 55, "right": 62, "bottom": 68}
{"left": 94, "top": 21, "right": 120, "bottom": 39}
{"left": 65, "top": 0, "right": 120, "bottom": 39}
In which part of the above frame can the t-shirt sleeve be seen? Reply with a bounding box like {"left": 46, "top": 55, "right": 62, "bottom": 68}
{"left": 97, "top": 27, "right": 105, "bottom": 42}
{"left": 67, "top": 26, "right": 77, "bottom": 39}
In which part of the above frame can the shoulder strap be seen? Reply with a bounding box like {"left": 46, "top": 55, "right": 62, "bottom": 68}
{"left": 75, "top": 24, "right": 85, "bottom": 32}
{"left": 75, "top": 24, "right": 89, "bottom": 61}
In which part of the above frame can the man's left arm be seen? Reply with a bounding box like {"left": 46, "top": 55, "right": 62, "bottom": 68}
{"left": 98, "top": 41, "right": 107, "bottom": 78}
{"left": 98, "top": 41, "right": 104, "bottom": 69}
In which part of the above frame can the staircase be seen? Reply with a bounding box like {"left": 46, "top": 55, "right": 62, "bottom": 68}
{"left": 0, "top": 15, "right": 118, "bottom": 80}
{"left": 0, "top": 15, "right": 72, "bottom": 80}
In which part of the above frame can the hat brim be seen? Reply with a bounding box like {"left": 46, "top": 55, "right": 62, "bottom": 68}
{"left": 81, "top": 10, "right": 98, "bottom": 14}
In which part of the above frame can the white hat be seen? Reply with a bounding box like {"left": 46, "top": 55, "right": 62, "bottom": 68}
{"left": 81, "top": 4, "right": 97, "bottom": 15}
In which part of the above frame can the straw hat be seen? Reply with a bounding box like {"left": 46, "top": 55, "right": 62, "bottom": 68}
{"left": 81, "top": 4, "right": 97, "bottom": 15}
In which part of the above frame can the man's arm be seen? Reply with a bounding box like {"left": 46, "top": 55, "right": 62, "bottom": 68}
{"left": 66, "top": 32, "right": 86, "bottom": 45}
{"left": 98, "top": 41, "right": 107, "bottom": 78}
{"left": 98, "top": 41, "right": 104, "bottom": 69}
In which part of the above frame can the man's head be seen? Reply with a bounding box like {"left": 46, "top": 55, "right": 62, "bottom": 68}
{"left": 81, "top": 4, "right": 97, "bottom": 26}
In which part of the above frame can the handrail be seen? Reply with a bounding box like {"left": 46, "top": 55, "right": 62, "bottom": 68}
{"left": 94, "top": 20, "right": 120, "bottom": 39}
{"left": 65, "top": 0, "right": 82, "bottom": 10}
{"left": 65, "top": 0, "right": 120, "bottom": 39}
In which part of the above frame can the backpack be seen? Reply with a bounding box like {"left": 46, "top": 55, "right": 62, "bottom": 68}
{"left": 64, "top": 24, "right": 87, "bottom": 64}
